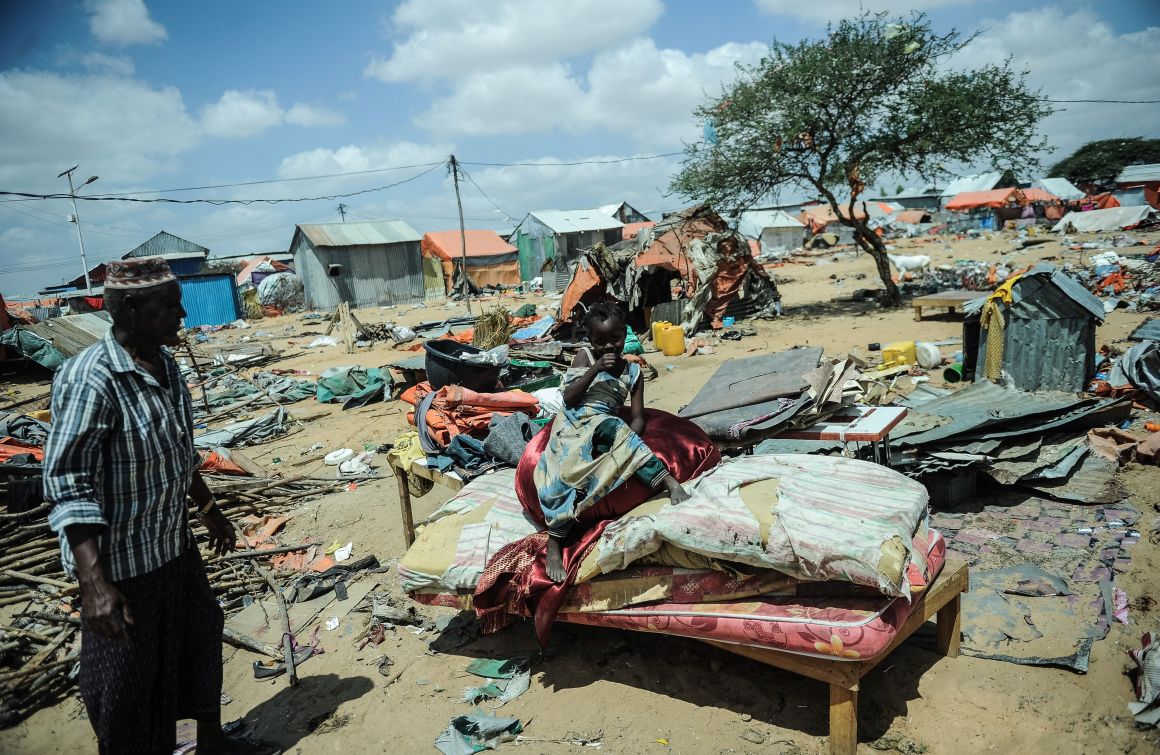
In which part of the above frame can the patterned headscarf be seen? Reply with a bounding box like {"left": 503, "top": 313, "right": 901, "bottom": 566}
{"left": 103, "top": 258, "right": 177, "bottom": 290}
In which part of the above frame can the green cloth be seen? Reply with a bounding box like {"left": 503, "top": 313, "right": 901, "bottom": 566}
{"left": 0, "top": 328, "right": 64, "bottom": 370}
{"left": 316, "top": 366, "right": 391, "bottom": 410}
{"left": 512, "top": 303, "right": 537, "bottom": 318}
{"left": 624, "top": 326, "right": 644, "bottom": 356}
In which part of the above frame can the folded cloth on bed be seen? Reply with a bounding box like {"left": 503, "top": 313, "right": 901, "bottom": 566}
{"left": 586, "top": 454, "right": 931, "bottom": 598}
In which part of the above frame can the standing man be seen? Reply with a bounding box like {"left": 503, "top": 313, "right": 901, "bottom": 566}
{"left": 44, "top": 258, "right": 276, "bottom": 754}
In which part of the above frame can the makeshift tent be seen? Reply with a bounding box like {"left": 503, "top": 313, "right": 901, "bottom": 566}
{"left": 1051, "top": 206, "right": 1157, "bottom": 233}
{"left": 736, "top": 210, "right": 806, "bottom": 257}
{"left": 235, "top": 256, "right": 291, "bottom": 286}
{"left": 894, "top": 210, "right": 932, "bottom": 225}
{"left": 559, "top": 204, "right": 782, "bottom": 333}
{"left": 797, "top": 203, "right": 866, "bottom": 234}
{"left": 945, "top": 188, "right": 1022, "bottom": 210}
{"left": 1032, "top": 178, "right": 1084, "bottom": 201}
{"left": 421, "top": 230, "right": 520, "bottom": 293}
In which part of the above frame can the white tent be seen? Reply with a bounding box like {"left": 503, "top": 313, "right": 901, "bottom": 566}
{"left": 1051, "top": 206, "right": 1156, "bottom": 233}
{"left": 736, "top": 209, "right": 806, "bottom": 256}
{"left": 1032, "top": 177, "right": 1084, "bottom": 201}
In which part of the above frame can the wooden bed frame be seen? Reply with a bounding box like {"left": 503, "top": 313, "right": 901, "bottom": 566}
{"left": 699, "top": 558, "right": 969, "bottom": 755}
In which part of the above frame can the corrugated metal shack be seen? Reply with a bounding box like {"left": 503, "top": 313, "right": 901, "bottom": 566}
{"left": 290, "top": 220, "right": 424, "bottom": 310}
{"left": 508, "top": 210, "right": 623, "bottom": 288}
{"left": 179, "top": 274, "right": 242, "bottom": 328}
{"left": 963, "top": 264, "right": 1104, "bottom": 392}
{"left": 123, "top": 231, "right": 209, "bottom": 276}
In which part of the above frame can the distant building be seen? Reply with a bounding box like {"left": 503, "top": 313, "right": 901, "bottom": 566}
{"left": 1115, "top": 163, "right": 1160, "bottom": 208}
{"left": 597, "top": 201, "right": 651, "bottom": 224}
{"left": 421, "top": 230, "right": 520, "bottom": 296}
{"left": 508, "top": 209, "right": 623, "bottom": 288}
{"left": 290, "top": 220, "right": 424, "bottom": 309}
{"left": 939, "top": 170, "right": 1018, "bottom": 207}
{"left": 735, "top": 209, "right": 806, "bottom": 256}
{"left": 123, "top": 231, "right": 209, "bottom": 276}
{"left": 867, "top": 186, "right": 944, "bottom": 210}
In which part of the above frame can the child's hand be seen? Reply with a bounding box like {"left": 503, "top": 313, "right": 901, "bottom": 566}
{"left": 595, "top": 353, "right": 619, "bottom": 372}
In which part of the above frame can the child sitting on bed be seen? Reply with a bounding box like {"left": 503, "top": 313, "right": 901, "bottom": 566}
{"left": 533, "top": 302, "right": 690, "bottom": 582}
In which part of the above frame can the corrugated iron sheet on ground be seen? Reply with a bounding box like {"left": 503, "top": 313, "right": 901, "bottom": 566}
{"left": 20, "top": 311, "right": 112, "bottom": 357}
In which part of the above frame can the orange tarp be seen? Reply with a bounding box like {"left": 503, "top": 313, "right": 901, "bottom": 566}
{"left": 0, "top": 437, "right": 43, "bottom": 462}
{"left": 622, "top": 221, "right": 655, "bottom": 240}
{"left": 797, "top": 204, "right": 867, "bottom": 234}
{"left": 401, "top": 382, "right": 540, "bottom": 448}
{"left": 1021, "top": 187, "right": 1059, "bottom": 204}
{"left": 894, "top": 210, "right": 930, "bottom": 225}
{"left": 945, "top": 188, "right": 1021, "bottom": 210}
{"left": 422, "top": 230, "right": 521, "bottom": 291}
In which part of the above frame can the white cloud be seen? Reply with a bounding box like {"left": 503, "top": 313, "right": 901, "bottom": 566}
{"left": 200, "top": 90, "right": 345, "bottom": 138}
{"left": 285, "top": 103, "right": 346, "bottom": 128}
{"left": 0, "top": 70, "right": 198, "bottom": 188}
{"left": 753, "top": 0, "right": 983, "bottom": 23}
{"left": 950, "top": 7, "right": 1160, "bottom": 164}
{"left": 277, "top": 141, "right": 453, "bottom": 180}
{"left": 79, "top": 52, "right": 135, "bottom": 76}
{"left": 415, "top": 39, "right": 766, "bottom": 147}
{"left": 85, "top": 0, "right": 167, "bottom": 46}
{"left": 364, "top": 0, "right": 663, "bottom": 82}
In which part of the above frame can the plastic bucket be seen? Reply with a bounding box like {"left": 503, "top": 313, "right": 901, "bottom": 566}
{"left": 943, "top": 363, "right": 964, "bottom": 383}
{"left": 423, "top": 339, "right": 502, "bottom": 391}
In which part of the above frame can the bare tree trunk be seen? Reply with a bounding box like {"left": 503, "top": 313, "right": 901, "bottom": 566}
{"left": 850, "top": 221, "right": 901, "bottom": 307}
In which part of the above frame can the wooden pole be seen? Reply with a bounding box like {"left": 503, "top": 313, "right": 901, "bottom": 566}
{"left": 450, "top": 155, "right": 471, "bottom": 314}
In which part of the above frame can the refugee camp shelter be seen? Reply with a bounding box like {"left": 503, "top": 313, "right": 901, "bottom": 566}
{"left": 1032, "top": 177, "right": 1084, "bottom": 201}
{"left": 797, "top": 203, "right": 866, "bottom": 244}
{"left": 235, "top": 256, "right": 292, "bottom": 286}
{"left": 421, "top": 230, "right": 520, "bottom": 294}
{"left": 559, "top": 204, "right": 782, "bottom": 334}
{"left": 939, "top": 170, "right": 1014, "bottom": 205}
{"left": 867, "top": 185, "right": 943, "bottom": 210}
{"left": 945, "top": 187, "right": 1057, "bottom": 229}
{"left": 735, "top": 209, "right": 805, "bottom": 256}
{"left": 598, "top": 201, "right": 651, "bottom": 224}
{"left": 508, "top": 210, "right": 623, "bottom": 288}
{"left": 290, "top": 220, "right": 424, "bottom": 309}
{"left": 964, "top": 263, "right": 1104, "bottom": 392}
{"left": 123, "top": 231, "right": 209, "bottom": 276}
{"left": 1115, "top": 163, "right": 1160, "bottom": 208}
{"left": 178, "top": 274, "right": 242, "bottom": 328}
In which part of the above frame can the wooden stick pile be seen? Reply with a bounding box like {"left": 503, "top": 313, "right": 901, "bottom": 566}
{"left": 0, "top": 473, "right": 344, "bottom": 726}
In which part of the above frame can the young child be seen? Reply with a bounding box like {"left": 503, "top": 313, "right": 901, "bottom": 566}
{"left": 534, "top": 302, "right": 690, "bottom": 582}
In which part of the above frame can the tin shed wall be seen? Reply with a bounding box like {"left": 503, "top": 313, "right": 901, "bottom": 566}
{"left": 179, "top": 275, "right": 241, "bottom": 328}
{"left": 296, "top": 239, "right": 424, "bottom": 309}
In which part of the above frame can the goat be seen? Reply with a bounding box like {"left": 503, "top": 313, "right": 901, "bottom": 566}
{"left": 887, "top": 253, "right": 931, "bottom": 275}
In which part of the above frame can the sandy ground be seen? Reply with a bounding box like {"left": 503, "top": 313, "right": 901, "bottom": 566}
{"left": 3, "top": 228, "right": 1160, "bottom": 754}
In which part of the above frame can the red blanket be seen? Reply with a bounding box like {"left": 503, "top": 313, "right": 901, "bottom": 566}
{"left": 473, "top": 409, "right": 721, "bottom": 645}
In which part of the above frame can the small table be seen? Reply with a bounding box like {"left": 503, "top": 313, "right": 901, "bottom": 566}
{"left": 388, "top": 457, "right": 465, "bottom": 547}
{"left": 911, "top": 289, "right": 980, "bottom": 321}
{"left": 762, "top": 405, "right": 908, "bottom": 465}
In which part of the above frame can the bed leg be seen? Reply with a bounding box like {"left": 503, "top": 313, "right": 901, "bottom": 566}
{"left": 936, "top": 593, "right": 962, "bottom": 658}
{"left": 391, "top": 463, "right": 416, "bottom": 547}
{"left": 829, "top": 683, "right": 858, "bottom": 755}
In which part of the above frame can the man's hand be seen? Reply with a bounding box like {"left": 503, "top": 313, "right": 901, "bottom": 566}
{"left": 200, "top": 507, "right": 237, "bottom": 557}
{"left": 80, "top": 574, "right": 133, "bottom": 640}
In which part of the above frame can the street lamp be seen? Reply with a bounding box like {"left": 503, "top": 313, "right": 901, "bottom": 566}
{"left": 57, "top": 166, "right": 99, "bottom": 294}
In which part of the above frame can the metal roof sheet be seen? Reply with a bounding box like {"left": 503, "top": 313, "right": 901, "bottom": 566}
{"left": 1019, "top": 263, "right": 1106, "bottom": 322}
{"left": 296, "top": 220, "right": 422, "bottom": 247}
{"left": 21, "top": 312, "right": 112, "bottom": 358}
{"left": 1116, "top": 163, "right": 1160, "bottom": 184}
{"left": 125, "top": 231, "right": 208, "bottom": 259}
{"left": 941, "top": 171, "right": 1005, "bottom": 197}
{"left": 736, "top": 209, "right": 805, "bottom": 238}
{"left": 528, "top": 209, "right": 623, "bottom": 234}
{"left": 1032, "top": 177, "right": 1084, "bottom": 201}
{"left": 1129, "top": 318, "right": 1160, "bottom": 342}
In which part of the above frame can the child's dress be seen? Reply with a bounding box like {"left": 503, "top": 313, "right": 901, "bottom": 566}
{"left": 533, "top": 349, "right": 669, "bottom": 538}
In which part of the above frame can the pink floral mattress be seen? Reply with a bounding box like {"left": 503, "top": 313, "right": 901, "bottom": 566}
{"left": 557, "top": 531, "right": 946, "bottom": 662}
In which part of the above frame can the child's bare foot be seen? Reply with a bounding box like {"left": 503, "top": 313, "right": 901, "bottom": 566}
{"left": 546, "top": 535, "right": 567, "bottom": 582}
{"left": 664, "top": 476, "right": 691, "bottom": 505}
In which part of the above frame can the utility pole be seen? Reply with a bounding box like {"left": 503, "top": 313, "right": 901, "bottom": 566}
{"left": 57, "top": 166, "right": 98, "bottom": 293}
{"left": 448, "top": 155, "right": 471, "bottom": 314}
{"left": 337, "top": 203, "right": 348, "bottom": 222}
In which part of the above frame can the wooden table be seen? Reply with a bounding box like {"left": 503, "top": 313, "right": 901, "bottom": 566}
{"left": 911, "top": 289, "right": 981, "bottom": 321}
{"left": 730, "top": 405, "right": 908, "bottom": 465}
{"left": 388, "top": 457, "right": 465, "bottom": 547}
{"left": 702, "top": 558, "right": 969, "bottom": 755}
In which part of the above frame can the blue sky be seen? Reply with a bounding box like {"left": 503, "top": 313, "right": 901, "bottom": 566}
{"left": 2, "top": 0, "right": 1158, "bottom": 297}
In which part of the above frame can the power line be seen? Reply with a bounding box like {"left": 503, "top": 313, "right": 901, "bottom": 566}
{"left": 457, "top": 165, "right": 518, "bottom": 222}
{"left": 0, "top": 162, "right": 445, "bottom": 206}
{"left": 461, "top": 152, "right": 683, "bottom": 168}
{"left": 1046, "top": 98, "right": 1160, "bottom": 104}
